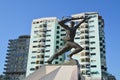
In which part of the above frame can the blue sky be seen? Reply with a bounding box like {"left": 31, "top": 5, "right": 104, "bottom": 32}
{"left": 0, "top": 0, "right": 120, "bottom": 79}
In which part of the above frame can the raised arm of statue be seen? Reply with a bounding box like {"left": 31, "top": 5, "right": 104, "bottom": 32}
{"left": 58, "top": 18, "right": 71, "bottom": 30}
{"left": 75, "top": 16, "right": 92, "bottom": 29}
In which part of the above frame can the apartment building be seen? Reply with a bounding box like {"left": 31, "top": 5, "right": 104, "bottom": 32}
{"left": 4, "top": 35, "right": 30, "bottom": 80}
{"left": 71, "top": 12, "right": 107, "bottom": 80}
{"left": 26, "top": 17, "right": 65, "bottom": 76}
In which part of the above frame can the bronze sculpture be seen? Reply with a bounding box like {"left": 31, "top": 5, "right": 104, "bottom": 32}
{"left": 47, "top": 16, "right": 91, "bottom": 64}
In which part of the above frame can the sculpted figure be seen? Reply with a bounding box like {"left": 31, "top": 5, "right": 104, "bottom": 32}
{"left": 47, "top": 16, "right": 91, "bottom": 64}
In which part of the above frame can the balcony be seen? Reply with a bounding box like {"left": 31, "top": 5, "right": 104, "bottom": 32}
{"left": 6, "top": 56, "right": 10, "bottom": 59}
{"left": 5, "top": 60, "right": 9, "bottom": 62}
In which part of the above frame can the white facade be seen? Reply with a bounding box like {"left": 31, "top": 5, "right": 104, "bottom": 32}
{"left": 71, "top": 12, "right": 107, "bottom": 80}
{"left": 26, "top": 17, "right": 65, "bottom": 76}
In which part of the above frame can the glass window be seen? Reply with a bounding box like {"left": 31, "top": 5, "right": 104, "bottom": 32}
{"left": 56, "top": 36, "right": 59, "bottom": 38}
{"left": 55, "top": 61, "right": 58, "bottom": 64}
{"left": 91, "top": 65, "right": 97, "bottom": 68}
{"left": 89, "top": 25, "right": 94, "bottom": 28}
{"left": 91, "top": 53, "right": 96, "bottom": 56}
{"left": 36, "top": 66, "right": 39, "bottom": 69}
{"left": 89, "top": 36, "right": 95, "bottom": 38}
{"left": 40, "top": 61, "right": 44, "bottom": 64}
{"left": 36, "top": 61, "right": 40, "bottom": 64}
{"left": 57, "top": 31, "right": 59, "bottom": 34}
{"left": 31, "top": 62, "right": 35, "bottom": 64}
{"left": 90, "top": 42, "right": 95, "bottom": 44}
{"left": 46, "top": 50, "right": 50, "bottom": 52}
{"left": 30, "top": 68, "right": 35, "bottom": 71}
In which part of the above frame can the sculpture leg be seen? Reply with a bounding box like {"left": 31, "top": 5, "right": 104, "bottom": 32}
{"left": 68, "top": 42, "right": 83, "bottom": 58}
{"left": 47, "top": 44, "right": 70, "bottom": 64}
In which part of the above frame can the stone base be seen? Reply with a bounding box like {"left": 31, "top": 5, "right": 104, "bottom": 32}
{"left": 25, "top": 60, "right": 81, "bottom": 80}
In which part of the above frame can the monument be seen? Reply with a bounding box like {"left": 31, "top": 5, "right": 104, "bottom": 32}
{"left": 25, "top": 16, "right": 91, "bottom": 80}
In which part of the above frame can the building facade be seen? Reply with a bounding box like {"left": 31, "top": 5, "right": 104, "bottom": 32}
{"left": 26, "top": 17, "right": 65, "bottom": 76}
{"left": 71, "top": 12, "right": 107, "bottom": 80}
{"left": 26, "top": 12, "right": 108, "bottom": 80}
{"left": 4, "top": 35, "right": 30, "bottom": 80}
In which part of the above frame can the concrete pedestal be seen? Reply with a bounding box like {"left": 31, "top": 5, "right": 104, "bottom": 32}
{"left": 25, "top": 59, "right": 81, "bottom": 80}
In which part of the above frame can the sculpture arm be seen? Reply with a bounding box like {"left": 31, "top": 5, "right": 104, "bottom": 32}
{"left": 58, "top": 18, "right": 71, "bottom": 29}
{"left": 75, "top": 16, "right": 91, "bottom": 29}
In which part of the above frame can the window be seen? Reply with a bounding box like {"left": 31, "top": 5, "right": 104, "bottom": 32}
{"left": 57, "top": 31, "right": 59, "bottom": 34}
{"left": 85, "top": 30, "right": 88, "bottom": 33}
{"left": 56, "top": 41, "right": 59, "bottom": 44}
{"left": 89, "top": 20, "right": 94, "bottom": 23}
{"left": 56, "top": 46, "right": 59, "bottom": 49}
{"left": 89, "top": 25, "right": 94, "bottom": 28}
{"left": 90, "top": 47, "right": 96, "bottom": 51}
{"left": 91, "top": 65, "right": 97, "bottom": 68}
{"left": 46, "top": 50, "right": 50, "bottom": 52}
{"left": 81, "top": 64, "right": 86, "bottom": 68}
{"left": 85, "top": 52, "right": 89, "bottom": 56}
{"left": 86, "top": 64, "right": 90, "bottom": 68}
{"left": 31, "top": 56, "right": 36, "bottom": 58}
{"left": 85, "top": 41, "right": 89, "bottom": 44}
{"left": 61, "top": 34, "right": 66, "bottom": 36}
{"left": 60, "top": 58, "right": 62, "bottom": 61}
{"left": 75, "top": 37, "right": 80, "bottom": 39}
{"left": 32, "top": 51, "right": 37, "bottom": 53}
{"left": 91, "top": 53, "right": 96, "bottom": 56}
{"left": 89, "top": 36, "right": 95, "bottom": 38}
{"left": 30, "top": 68, "right": 35, "bottom": 71}
{"left": 33, "top": 46, "right": 38, "bottom": 48}
{"left": 81, "top": 70, "right": 86, "bottom": 75}
{"left": 57, "top": 26, "right": 60, "bottom": 29}
{"left": 55, "top": 61, "right": 58, "bottom": 64}
{"left": 86, "top": 58, "right": 90, "bottom": 62}
{"left": 56, "top": 36, "right": 59, "bottom": 38}
{"left": 36, "top": 61, "right": 40, "bottom": 64}
{"left": 85, "top": 35, "right": 89, "bottom": 39}
{"left": 91, "top": 71, "right": 99, "bottom": 74}
{"left": 81, "top": 30, "right": 84, "bottom": 34}
{"left": 36, "top": 66, "right": 39, "bottom": 69}
{"left": 46, "top": 35, "right": 51, "bottom": 37}
{"left": 84, "top": 46, "right": 89, "bottom": 50}
{"left": 40, "top": 61, "right": 44, "bottom": 64}
{"left": 33, "top": 40, "right": 38, "bottom": 43}
{"left": 90, "top": 42, "right": 95, "bottom": 44}
{"left": 80, "top": 36, "right": 84, "bottom": 39}
{"left": 47, "top": 30, "right": 51, "bottom": 32}
{"left": 81, "top": 58, "right": 85, "bottom": 62}
{"left": 91, "top": 59, "right": 96, "bottom": 62}
{"left": 46, "top": 40, "right": 50, "bottom": 42}
{"left": 37, "top": 55, "right": 40, "bottom": 58}
{"left": 41, "top": 55, "right": 44, "bottom": 58}
{"left": 60, "top": 43, "right": 63, "bottom": 46}
{"left": 46, "top": 45, "right": 50, "bottom": 47}
{"left": 61, "top": 29, "right": 65, "bottom": 31}
{"left": 31, "top": 62, "right": 35, "bottom": 64}
{"left": 36, "top": 22, "right": 39, "bottom": 24}
{"left": 81, "top": 58, "right": 90, "bottom": 62}
{"left": 45, "top": 55, "right": 49, "bottom": 57}
{"left": 86, "top": 70, "right": 90, "bottom": 75}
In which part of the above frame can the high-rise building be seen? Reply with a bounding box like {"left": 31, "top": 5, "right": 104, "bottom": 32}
{"left": 4, "top": 35, "right": 30, "bottom": 80}
{"left": 71, "top": 12, "right": 107, "bottom": 80}
{"left": 26, "top": 17, "right": 65, "bottom": 76}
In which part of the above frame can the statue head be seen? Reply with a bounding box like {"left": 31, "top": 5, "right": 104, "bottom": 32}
{"left": 70, "top": 21, "right": 75, "bottom": 27}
